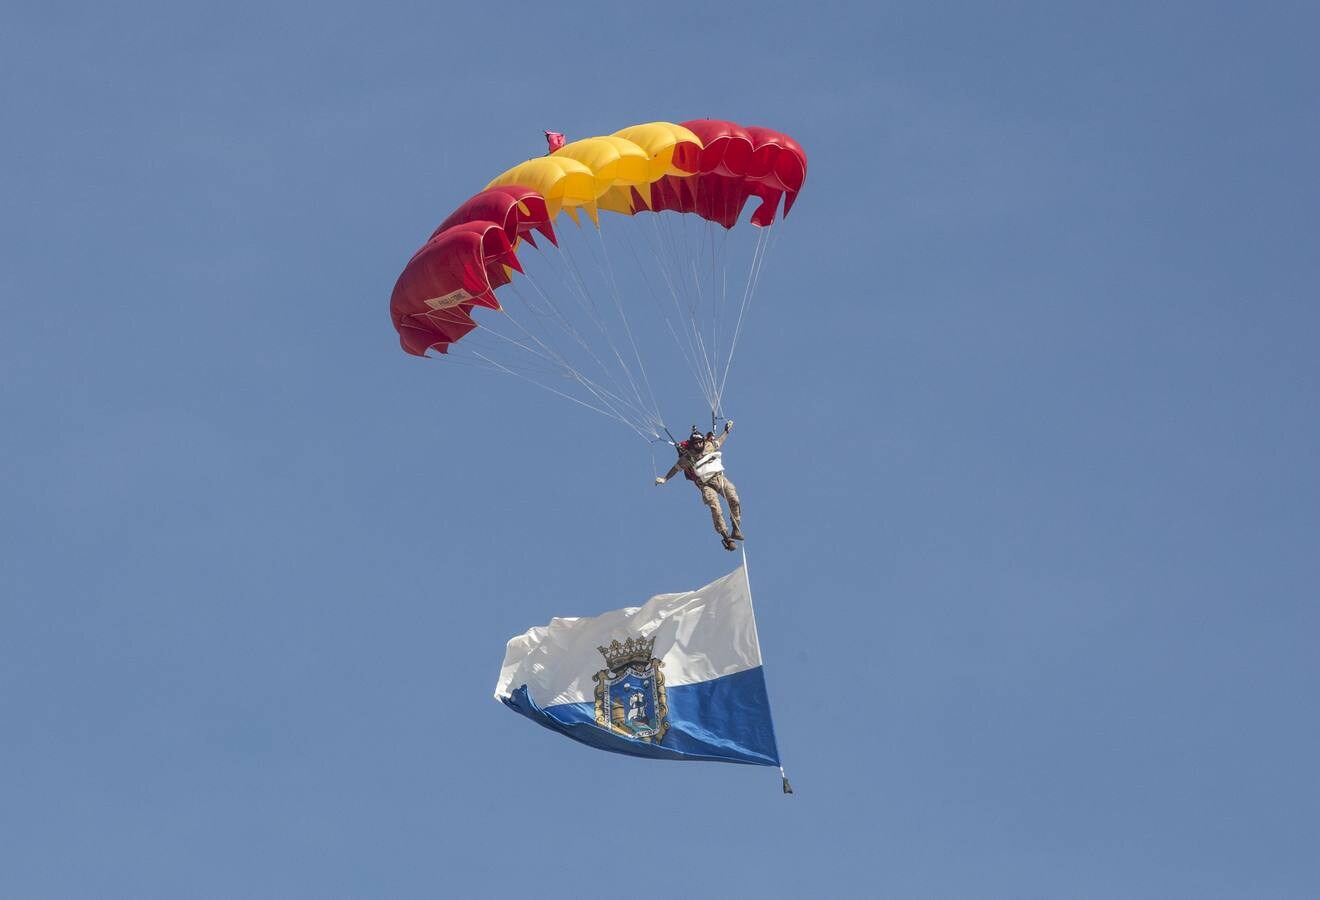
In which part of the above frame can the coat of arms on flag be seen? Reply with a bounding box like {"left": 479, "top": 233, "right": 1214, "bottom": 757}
{"left": 495, "top": 563, "right": 783, "bottom": 774}
{"left": 593, "top": 636, "right": 669, "bottom": 742}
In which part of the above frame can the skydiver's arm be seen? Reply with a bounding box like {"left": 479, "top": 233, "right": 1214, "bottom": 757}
{"left": 656, "top": 463, "right": 681, "bottom": 484}
{"left": 711, "top": 420, "right": 732, "bottom": 449}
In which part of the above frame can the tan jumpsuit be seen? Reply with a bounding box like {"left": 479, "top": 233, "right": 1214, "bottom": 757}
{"left": 664, "top": 432, "right": 741, "bottom": 539}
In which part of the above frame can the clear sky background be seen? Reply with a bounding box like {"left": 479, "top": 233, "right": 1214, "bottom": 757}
{"left": 3, "top": 2, "right": 1318, "bottom": 897}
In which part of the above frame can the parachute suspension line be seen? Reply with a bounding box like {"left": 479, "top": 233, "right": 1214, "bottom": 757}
{"left": 594, "top": 223, "right": 663, "bottom": 429}
{"left": 708, "top": 220, "right": 734, "bottom": 419}
{"left": 708, "top": 219, "right": 732, "bottom": 419}
{"left": 469, "top": 351, "right": 655, "bottom": 442}
{"left": 502, "top": 233, "right": 667, "bottom": 440}
{"left": 713, "top": 227, "right": 764, "bottom": 412}
{"left": 648, "top": 205, "right": 740, "bottom": 420}
{"left": 471, "top": 282, "right": 664, "bottom": 440}
{"left": 670, "top": 213, "right": 722, "bottom": 408}
{"left": 532, "top": 235, "right": 650, "bottom": 420}
{"left": 557, "top": 245, "right": 648, "bottom": 419}
{"left": 648, "top": 434, "right": 671, "bottom": 482}
{"left": 715, "top": 222, "right": 776, "bottom": 413}
{"left": 619, "top": 218, "right": 711, "bottom": 406}
{"left": 511, "top": 273, "right": 607, "bottom": 367}
{"left": 687, "top": 252, "right": 723, "bottom": 414}
{"left": 632, "top": 214, "right": 707, "bottom": 404}
{"left": 551, "top": 237, "right": 659, "bottom": 432}
{"left": 646, "top": 214, "right": 720, "bottom": 411}
{"left": 677, "top": 176, "right": 716, "bottom": 400}
{"left": 451, "top": 202, "right": 781, "bottom": 445}
{"left": 509, "top": 274, "right": 654, "bottom": 425}
{"left": 474, "top": 293, "right": 646, "bottom": 417}
{"left": 471, "top": 309, "right": 660, "bottom": 440}
{"left": 650, "top": 213, "right": 706, "bottom": 388}
{"left": 648, "top": 216, "right": 718, "bottom": 408}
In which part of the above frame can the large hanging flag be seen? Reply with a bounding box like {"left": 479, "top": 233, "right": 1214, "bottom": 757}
{"left": 495, "top": 562, "right": 788, "bottom": 786}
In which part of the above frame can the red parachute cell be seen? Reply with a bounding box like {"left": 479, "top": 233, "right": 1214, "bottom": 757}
{"left": 639, "top": 120, "right": 809, "bottom": 228}
{"left": 431, "top": 187, "right": 557, "bottom": 249}
{"left": 390, "top": 221, "right": 521, "bottom": 356}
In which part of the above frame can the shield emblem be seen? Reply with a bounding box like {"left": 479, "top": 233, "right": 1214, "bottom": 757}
{"left": 593, "top": 637, "right": 670, "bottom": 743}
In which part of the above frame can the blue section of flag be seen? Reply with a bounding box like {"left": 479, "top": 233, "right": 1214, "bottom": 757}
{"left": 501, "top": 667, "right": 780, "bottom": 766}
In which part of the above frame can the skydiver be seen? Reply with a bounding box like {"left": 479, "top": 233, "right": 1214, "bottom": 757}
{"left": 655, "top": 420, "right": 743, "bottom": 551}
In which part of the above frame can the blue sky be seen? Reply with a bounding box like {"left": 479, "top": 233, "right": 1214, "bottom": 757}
{"left": 3, "top": 1, "right": 1318, "bottom": 897}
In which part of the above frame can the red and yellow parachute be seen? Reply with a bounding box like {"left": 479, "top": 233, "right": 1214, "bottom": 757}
{"left": 390, "top": 119, "right": 806, "bottom": 358}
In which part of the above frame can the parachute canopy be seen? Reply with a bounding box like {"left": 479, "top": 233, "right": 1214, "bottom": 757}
{"left": 391, "top": 119, "right": 806, "bottom": 359}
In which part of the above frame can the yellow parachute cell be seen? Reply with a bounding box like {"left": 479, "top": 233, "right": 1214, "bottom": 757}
{"left": 612, "top": 122, "right": 703, "bottom": 178}
{"left": 488, "top": 123, "right": 705, "bottom": 224}
{"left": 486, "top": 157, "right": 598, "bottom": 221}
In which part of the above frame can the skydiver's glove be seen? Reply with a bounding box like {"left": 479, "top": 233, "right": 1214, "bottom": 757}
{"left": 655, "top": 477, "right": 666, "bottom": 485}
{"left": 724, "top": 419, "right": 733, "bottom": 432}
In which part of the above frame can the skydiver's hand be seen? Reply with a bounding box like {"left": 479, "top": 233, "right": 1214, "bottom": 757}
{"left": 655, "top": 477, "right": 666, "bottom": 485}
{"left": 724, "top": 419, "right": 733, "bottom": 432}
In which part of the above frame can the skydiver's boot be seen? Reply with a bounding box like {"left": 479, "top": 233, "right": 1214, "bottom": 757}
{"left": 722, "top": 536, "right": 737, "bottom": 551}
{"left": 731, "top": 523, "right": 744, "bottom": 541}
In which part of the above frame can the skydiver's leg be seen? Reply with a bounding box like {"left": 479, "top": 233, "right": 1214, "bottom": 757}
{"left": 698, "top": 482, "right": 732, "bottom": 546}
{"left": 719, "top": 475, "right": 743, "bottom": 540}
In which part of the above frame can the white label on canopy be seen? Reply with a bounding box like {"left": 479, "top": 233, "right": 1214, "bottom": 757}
{"left": 425, "top": 288, "right": 475, "bottom": 310}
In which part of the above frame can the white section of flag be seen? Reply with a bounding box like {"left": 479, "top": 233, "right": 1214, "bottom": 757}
{"left": 494, "top": 565, "right": 763, "bottom": 708}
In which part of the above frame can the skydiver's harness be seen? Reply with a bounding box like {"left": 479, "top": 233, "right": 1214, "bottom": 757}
{"left": 690, "top": 450, "right": 725, "bottom": 483}
{"left": 663, "top": 419, "right": 728, "bottom": 487}
{"left": 676, "top": 443, "right": 725, "bottom": 487}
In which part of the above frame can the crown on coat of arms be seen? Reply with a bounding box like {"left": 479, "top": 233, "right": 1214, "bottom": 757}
{"left": 597, "top": 636, "right": 656, "bottom": 670}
